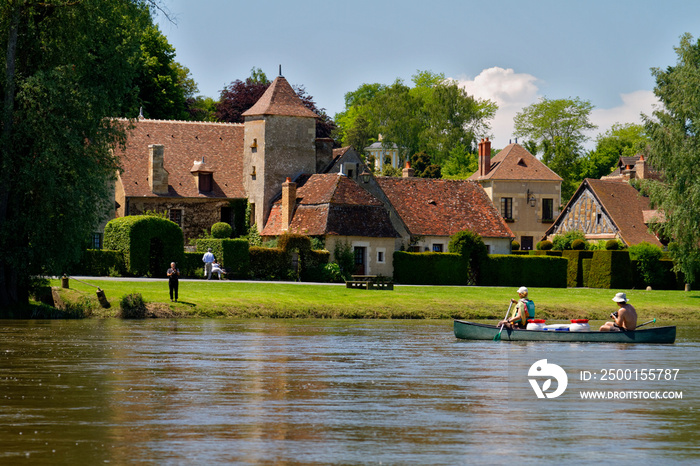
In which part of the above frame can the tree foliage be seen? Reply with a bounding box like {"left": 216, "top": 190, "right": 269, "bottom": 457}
{"left": 0, "top": 0, "right": 152, "bottom": 308}
{"left": 514, "top": 97, "right": 597, "bottom": 200}
{"left": 578, "top": 123, "right": 648, "bottom": 180}
{"left": 334, "top": 70, "right": 496, "bottom": 170}
{"left": 643, "top": 33, "right": 700, "bottom": 283}
{"left": 216, "top": 67, "right": 336, "bottom": 138}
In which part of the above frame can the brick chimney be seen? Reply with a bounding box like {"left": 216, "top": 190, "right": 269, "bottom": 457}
{"left": 478, "top": 138, "right": 491, "bottom": 177}
{"left": 402, "top": 161, "right": 415, "bottom": 178}
{"left": 281, "top": 177, "right": 297, "bottom": 231}
{"left": 635, "top": 154, "right": 647, "bottom": 180}
{"left": 148, "top": 144, "right": 169, "bottom": 194}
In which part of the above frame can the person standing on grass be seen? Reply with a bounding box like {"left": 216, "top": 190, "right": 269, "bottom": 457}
{"left": 202, "top": 248, "right": 215, "bottom": 280}
{"left": 167, "top": 262, "right": 180, "bottom": 302}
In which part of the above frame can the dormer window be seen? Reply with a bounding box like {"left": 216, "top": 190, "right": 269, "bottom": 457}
{"left": 190, "top": 157, "right": 214, "bottom": 193}
{"left": 199, "top": 173, "right": 213, "bottom": 192}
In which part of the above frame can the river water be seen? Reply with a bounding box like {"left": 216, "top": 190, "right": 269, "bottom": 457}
{"left": 0, "top": 319, "right": 698, "bottom": 464}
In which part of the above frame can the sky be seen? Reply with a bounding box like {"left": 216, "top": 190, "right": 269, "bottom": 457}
{"left": 155, "top": 0, "right": 700, "bottom": 150}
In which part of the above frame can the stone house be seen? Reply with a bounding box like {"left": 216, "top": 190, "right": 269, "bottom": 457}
{"left": 469, "top": 138, "right": 563, "bottom": 250}
{"left": 601, "top": 154, "right": 661, "bottom": 181}
{"left": 544, "top": 178, "right": 664, "bottom": 247}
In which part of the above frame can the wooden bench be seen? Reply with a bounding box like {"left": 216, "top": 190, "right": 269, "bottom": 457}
{"left": 345, "top": 275, "right": 394, "bottom": 290}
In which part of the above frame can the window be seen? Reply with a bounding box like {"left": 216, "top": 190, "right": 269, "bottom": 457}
{"left": 91, "top": 233, "right": 103, "bottom": 250}
{"left": 521, "top": 236, "right": 534, "bottom": 250}
{"left": 542, "top": 198, "right": 554, "bottom": 221}
{"left": 501, "top": 197, "right": 513, "bottom": 220}
{"left": 169, "top": 209, "right": 183, "bottom": 228}
{"left": 432, "top": 244, "right": 444, "bottom": 252}
{"left": 377, "top": 250, "right": 385, "bottom": 263}
{"left": 199, "top": 173, "right": 213, "bottom": 192}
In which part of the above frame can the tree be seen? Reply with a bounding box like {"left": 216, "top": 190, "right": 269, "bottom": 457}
{"left": 578, "top": 123, "right": 648, "bottom": 180}
{"left": 514, "top": 97, "right": 597, "bottom": 201}
{"left": 441, "top": 144, "right": 478, "bottom": 179}
{"left": 0, "top": 0, "right": 151, "bottom": 309}
{"left": 216, "top": 67, "right": 336, "bottom": 138}
{"left": 134, "top": 24, "right": 194, "bottom": 120}
{"left": 643, "top": 33, "right": 700, "bottom": 284}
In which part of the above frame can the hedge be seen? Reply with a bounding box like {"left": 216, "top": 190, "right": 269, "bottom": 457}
{"left": 180, "top": 252, "right": 205, "bottom": 278}
{"left": 587, "top": 250, "right": 633, "bottom": 289}
{"left": 393, "top": 251, "right": 465, "bottom": 285}
{"left": 529, "top": 251, "right": 562, "bottom": 257}
{"left": 301, "top": 249, "right": 331, "bottom": 282}
{"left": 480, "top": 255, "right": 567, "bottom": 288}
{"left": 196, "top": 238, "right": 250, "bottom": 279}
{"left": 561, "top": 251, "right": 594, "bottom": 288}
{"left": 249, "top": 247, "right": 290, "bottom": 280}
{"left": 71, "top": 249, "right": 125, "bottom": 276}
{"left": 104, "top": 216, "right": 184, "bottom": 277}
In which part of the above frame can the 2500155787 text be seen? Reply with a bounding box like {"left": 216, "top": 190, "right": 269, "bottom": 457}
{"left": 580, "top": 369, "right": 679, "bottom": 381}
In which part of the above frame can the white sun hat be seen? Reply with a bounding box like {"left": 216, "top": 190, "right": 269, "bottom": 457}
{"left": 517, "top": 286, "right": 528, "bottom": 294}
{"left": 612, "top": 292, "right": 628, "bottom": 303}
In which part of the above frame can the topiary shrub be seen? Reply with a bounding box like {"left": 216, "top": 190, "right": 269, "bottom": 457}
{"left": 587, "top": 250, "right": 633, "bottom": 289}
{"left": 448, "top": 230, "right": 488, "bottom": 285}
{"left": 119, "top": 293, "right": 146, "bottom": 319}
{"left": 196, "top": 238, "right": 250, "bottom": 278}
{"left": 393, "top": 251, "right": 464, "bottom": 285}
{"left": 605, "top": 239, "right": 622, "bottom": 250}
{"left": 571, "top": 239, "right": 587, "bottom": 250}
{"left": 628, "top": 242, "right": 664, "bottom": 287}
{"left": 511, "top": 240, "right": 520, "bottom": 251}
{"left": 537, "top": 240, "right": 553, "bottom": 251}
{"left": 104, "top": 216, "right": 184, "bottom": 277}
{"left": 552, "top": 230, "right": 586, "bottom": 250}
{"left": 480, "top": 255, "right": 567, "bottom": 288}
{"left": 211, "top": 222, "right": 233, "bottom": 239}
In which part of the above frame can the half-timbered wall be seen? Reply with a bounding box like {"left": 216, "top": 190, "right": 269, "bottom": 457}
{"left": 551, "top": 190, "right": 616, "bottom": 236}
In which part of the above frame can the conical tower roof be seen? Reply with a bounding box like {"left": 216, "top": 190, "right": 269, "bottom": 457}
{"left": 242, "top": 76, "right": 319, "bottom": 118}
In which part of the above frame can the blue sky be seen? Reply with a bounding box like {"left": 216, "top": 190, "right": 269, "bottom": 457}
{"left": 156, "top": 0, "right": 700, "bottom": 149}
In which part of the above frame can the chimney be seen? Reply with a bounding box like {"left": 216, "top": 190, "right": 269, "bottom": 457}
{"left": 281, "top": 177, "right": 296, "bottom": 231}
{"left": 402, "top": 161, "right": 415, "bottom": 178}
{"left": 478, "top": 138, "right": 491, "bottom": 177}
{"left": 148, "top": 144, "right": 169, "bottom": 194}
{"left": 635, "top": 154, "right": 646, "bottom": 180}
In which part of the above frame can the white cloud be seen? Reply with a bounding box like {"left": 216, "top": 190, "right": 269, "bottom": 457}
{"left": 452, "top": 67, "right": 540, "bottom": 147}
{"left": 587, "top": 90, "right": 659, "bottom": 145}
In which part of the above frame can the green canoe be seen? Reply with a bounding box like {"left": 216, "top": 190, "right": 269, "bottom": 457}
{"left": 453, "top": 320, "right": 676, "bottom": 344}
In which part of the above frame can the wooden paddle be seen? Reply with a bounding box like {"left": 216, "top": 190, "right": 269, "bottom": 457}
{"left": 494, "top": 301, "right": 514, "bottom": 341}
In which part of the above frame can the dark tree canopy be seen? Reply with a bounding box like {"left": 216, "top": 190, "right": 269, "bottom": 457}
{"left": 0, "top": 0, "right": 151, "bottom": 308}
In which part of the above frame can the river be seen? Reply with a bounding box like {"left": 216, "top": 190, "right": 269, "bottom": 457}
{"left": 0, "top": 319, "right": 698, "bottom": 464}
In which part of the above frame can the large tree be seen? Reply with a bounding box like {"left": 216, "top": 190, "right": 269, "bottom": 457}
{"left": 216, "top": 68, "right": 336, "bottom": 138}
{"left": 514, "top": 97, "right": 597, "bottom": 200}
{"left": 578, "top": 123, "right": 648, "bottom": 180}
{"left": 643, "top": 33, "right": 700, "bottom": 284}
{"left": 0, "top": 0, "right": 150, "bottom": 309}
{"left": 335, "top": 70, "right": 496, "bottom": 173}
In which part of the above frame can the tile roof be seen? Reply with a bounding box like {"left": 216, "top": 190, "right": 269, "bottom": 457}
{"left": 242, "top": 76, "right": 319, "bottom": 118}
{"left": 261, "top": 174, "right": 398, "bottom": 237}
{"left": 582, "top": 179, "right": 662, "bottom": 246}
{"left": 469, "top": 143, "right": 562, "bottom": 181}
{"left": 115, "top": 119, "right": 245, "bottom": 199}
{"left": 376, "top": 177, "right": 514, "bottom": 239}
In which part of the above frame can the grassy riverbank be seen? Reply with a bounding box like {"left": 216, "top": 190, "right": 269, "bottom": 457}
{"left": 50, "top": 278, "right": 700, "bottom": 322}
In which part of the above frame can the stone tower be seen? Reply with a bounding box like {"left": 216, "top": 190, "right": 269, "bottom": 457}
{"left": 242, "top": 75, "right": 318, "bottom": 230}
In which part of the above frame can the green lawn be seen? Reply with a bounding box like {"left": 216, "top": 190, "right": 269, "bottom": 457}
{"left": 52, "top": 278, "right": 700, "bottom": 321}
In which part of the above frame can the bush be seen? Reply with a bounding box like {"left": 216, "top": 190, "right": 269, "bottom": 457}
{"left": 119, "top": 293, "right": 146, "bottom": 319}
{"left": 537, "top": 240, "right": 553, "bottom": 251}
{"left": 552, "top": 230, "right": 586, "bottom": 250}
{"left": 511, "top": 240, "right": 520, "bottom": 251}
{"left": 393, "top": 251, "right": 465, "bottom": 285}
{"left": 71, "top": 249, "right": 125, "bottom": 276}
{"left": 333, "top": 241, "right": 355, "bottom": 280}
{"left": 249, "top": 247, "right": 290, "bottom": 280}
{"left": 628, "top": 242, "right": 664, "bottom": 287}
{"left": 196, "top": 238, "right": 250, "bottom": 278}
{"left": 104, "top": 216, "right": 184, "bottom": 277}
{"left": 480, "top": 255, "right": 567, "bottom": 288}
{"left": 605, "top": 239, "right": 622, "bottom": 250}
{"left": 301, "top": 249, "right": 331, "bottom": 282}
{"left": 571, "top": 239, "right": 587, "bottom": 250}
{"left": 448, "top": 230, "right": 488, "bottom": 285}
{"left": 322, "top": 263, "right": 345, "bottom": 283}
{"left": 211, "top": 222, "right": 233, "bottom": 239}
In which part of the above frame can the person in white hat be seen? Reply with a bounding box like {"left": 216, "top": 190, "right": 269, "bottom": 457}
{"left": 600, "top": 292, "right": 638, "bottom": 331}
{"left": 499, "top": 286, "right": 535, "bottom": 329}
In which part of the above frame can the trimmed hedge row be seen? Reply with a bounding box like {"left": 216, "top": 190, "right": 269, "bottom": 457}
{"left": 249, "top": 247, "right": 290, "bottom": 280}
{"left": 561, "top": 251, "right": 594, "bottom": 288}
{"left": 301, "top": 250, "right": 331, "bottom": 282}
{"left": 481, "top": 255, "right": 568, "bottom": 288}
{"left": 587, "top": 250, "right": 633, "bottom": 289}
{"left": 71, "top": 249, "right": 125, "bottom": 276}
{"left": 196, "top": 238, "right": 250, "bottom": 279}
{"left": 393, "top": 251, "right": 465, "bottom": 285}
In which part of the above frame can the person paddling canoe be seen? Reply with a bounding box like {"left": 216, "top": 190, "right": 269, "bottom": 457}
{"left": 499, "top": 286, "right": 535, "bottom": 329}
{"left": 600, "top": 292, "right": 637, "bottom": 331}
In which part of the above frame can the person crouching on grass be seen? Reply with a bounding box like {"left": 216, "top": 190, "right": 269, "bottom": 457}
{"left": 499, "top": 286, "right": 535, "bottom": 329}
{"left": 600, "top": 292, "right": 637, "bottom": 331}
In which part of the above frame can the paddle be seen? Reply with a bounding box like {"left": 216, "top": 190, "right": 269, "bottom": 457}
{"left": 635, "top": 318, "right": 656, "bottom": 329}
{"left": 494, "top": 301, "right": 514, "bottom": 341}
